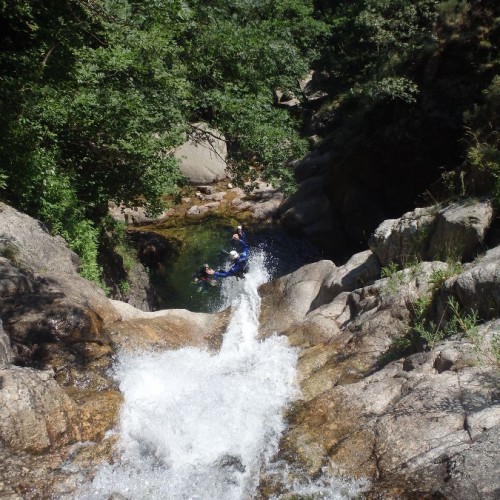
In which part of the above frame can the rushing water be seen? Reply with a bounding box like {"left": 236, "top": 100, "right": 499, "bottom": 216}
{"left": 78, "top": 249, "right": 365, "bottom": 499}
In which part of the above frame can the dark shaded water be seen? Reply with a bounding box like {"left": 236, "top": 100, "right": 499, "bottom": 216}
{"left": 150, "top": 221, "right": 323, "bottom": 312}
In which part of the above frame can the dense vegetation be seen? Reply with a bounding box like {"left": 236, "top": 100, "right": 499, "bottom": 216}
{"left": 0, "top": 0, "right": 323, "bottom": 282}
{"left": 0, "top": 0, "right": 498, "bottom": 284}
{"left": 313, "top": 0, "right": 499, "bottom": 214}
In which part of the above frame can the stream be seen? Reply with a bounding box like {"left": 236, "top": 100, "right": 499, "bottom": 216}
{"left": 79, "top": 242, "right": 365, "bottom": 499}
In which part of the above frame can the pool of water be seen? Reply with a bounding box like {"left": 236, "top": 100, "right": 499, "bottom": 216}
{"left": 148, "top": 220, "right": 323, "bottom": 313}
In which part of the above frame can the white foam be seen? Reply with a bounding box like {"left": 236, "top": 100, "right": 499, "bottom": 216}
{"left": 79, "top": 249, "right": 299, "bottom": 499}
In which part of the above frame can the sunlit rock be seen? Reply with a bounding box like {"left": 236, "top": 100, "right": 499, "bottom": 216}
{"left": 0, "top": 367, "right": 80, "bottom": 453}
{"left": 173, "top": 122, "right": 227, "bottom": 184}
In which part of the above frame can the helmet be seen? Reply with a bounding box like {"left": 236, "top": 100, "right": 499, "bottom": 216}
{"left": 229, "top": 250, "right": 239, "bottom": 260}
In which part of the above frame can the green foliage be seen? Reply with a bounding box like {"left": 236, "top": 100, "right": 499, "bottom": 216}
{"left": 380, "top": 261, "right": 407, "bottom": 293}
{"left": 466, "top": 318, "right": 499, "bottom": 369}
{"left": 412, "top": 295, "right": 480, "bottom": 350}
{"left": 428, "top": 262, "right": 462, "bottom": 291}
{"left": 101, "top": 216, "right": 138, "bottom": 280}
{"left": 491, "top": 335, "right": 500, "bottom": 368}
{"left": 0, "top": 170, "right": 7, "bottom": 190}
{"left": 119, "top": 279, "right": 130, "bottom": 295}
{"left": 317, "top": 0, "right": 437, "bottom": 96}
{"left": 381, "top": 261, "right": 400, "bottom": 279}
{"left": 0, "top": 0, "right": 324, "bottom": 281}
{"left": 464, "top": 76, "right": 500, "bottom": 206}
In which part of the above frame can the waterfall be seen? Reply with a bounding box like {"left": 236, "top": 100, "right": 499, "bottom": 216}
{"left": 80, "top": 250, "right": 298, "bottom": 499}
{"left": 78, "top": 249, "right": 366, "bottom": 499}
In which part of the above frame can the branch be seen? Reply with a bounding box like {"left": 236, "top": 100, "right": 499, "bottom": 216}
{"left": 187, "top": 123, "right": 231, "bottom": 166}
{"left": 42, "top": 43, "right": 59, "bottom": 67}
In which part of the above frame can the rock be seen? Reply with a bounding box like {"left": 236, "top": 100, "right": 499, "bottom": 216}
{"left": 0, "top": 367, "right": 80, "bottom": 453}
{"left": 249, "top": 182, "right": 284, "bottom": 220}
{"left": 108, "top": 203, "right": 172, "bottom": 226}
{"left": 427, "top": 200, "right": 494, "bottom": 261}
{"left": 173, "top": 122, "right": 227, "bottom": 184}
{"left": 204, "top": 192, "right": 226, "bottom": 201}
{"left": 279, "top": 176, "right": 334, "bottom": 236}
{"left": 445, "top": 245, "right": 500, "bottom": 319}
{"left": 275, "top": 89, "right": 301, "bottom": 108}
{"left": 259, "top": 260, "right": 336, "bottom": 336}
{"left": 298, "top": 70, "right": 329, "bottom": 103}
{"left": 109, "top": 302, "right": 230, "bottom": 352}
{"left": 369, "top": 200, "right": 495, "bottom": 267}
{"left": 204, "top": 201, "right": 221, "bottom": 209}
{"left": 293, "top": 150, "right": 332, "bottom": 183}
{"left": 65, "top": 387, "right": 122, "bottom": 443}
{"left": 267, "top": 242, "right": 499, "bottom": 498}
{"left": 369, "top": 206, "right": 437, "bottom": 266}
{"left": 0, "top": 256, "right": 112, "bottom": 367}
{"left": 310, "top": 250, "right": 381, "bottom": 309}
{"left": 129, "top": 230, "right": 174, "bottom": 269}
{"left": 282, "top": 347, "right": 500, "bottom": 498}
{"left": 186, "top": 205, "right": 210, "bottom": 216}
{"left": 281, "top": 195, "right": 333, "bottom": 233}
{"left": 0, "top": 203, "right": 119, "bottom": 326}
{"left": 0, "top": 202, "right": 79, "bottom": 276}
{"left": 231, "top": 199, "right": 253, "bottom": 211}
{"left": 0, "top": 319, "right": 13, "bottom": 367}
{"left": 279, "top": 175, "right": 328, "bottom": 216}
{"left": 196, "top": 185, "right": 214, "bottom": 194}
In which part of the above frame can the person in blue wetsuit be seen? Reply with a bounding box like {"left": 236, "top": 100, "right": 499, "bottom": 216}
{"left": 214, "top": 226, "right": 249, "bottom": 279}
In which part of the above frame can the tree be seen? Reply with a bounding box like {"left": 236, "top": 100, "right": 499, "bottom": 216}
{"left": 0, "top": 0, "right": 325, "bottom": 282}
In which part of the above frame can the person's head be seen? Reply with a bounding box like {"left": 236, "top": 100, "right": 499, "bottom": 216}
{"left": 203, "top": 263, "right": 209, "bottom": 269}
{"left": 229, "top": 250, "right": 239, "bottom": 260}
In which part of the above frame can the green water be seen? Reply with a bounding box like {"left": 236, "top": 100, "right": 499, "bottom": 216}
{"left": 147, "top": 217, "right": 322, "bottom": 313}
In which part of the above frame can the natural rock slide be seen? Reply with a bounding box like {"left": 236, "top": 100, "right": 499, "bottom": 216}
{"left": 0, "top": 198, "right": 498, "bottom": 498}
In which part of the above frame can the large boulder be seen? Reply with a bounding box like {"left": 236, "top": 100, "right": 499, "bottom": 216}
{"left": 369, "top": 200, "right": 495, "bottom": 267}
{"left": 0, "top": 367, "right": 80, "bottom": 453}
{"left": 0, "top": 203, "right": 119, "bottom": 326}
{"left": 368, "top": 206, "right": 437, "bottom": 266}
{"left": 293, "top": 149, "right": 332, "bottom": 183}
{"left": 0, "top": 256, "right": 112, "bottom": 367}
{"left": 259, "top": 260, "right": 336, "bottom": 336}
{"left": 427, "top": 200, "right": 494, "bottom": 261}
{"left": 278, "top": 175, "right": 334, "bottom": 236}
{"left": 173, "top": 122, "right": 228, "bottom": 184}
{"left": 444, "top": 245, "right": 500, "bottom": 320}
{"left": 310, "top": 250, "right": 381, "bottom": 309}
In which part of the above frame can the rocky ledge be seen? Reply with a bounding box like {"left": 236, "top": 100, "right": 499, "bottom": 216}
{"left": 259, "top": 198, "right": 499, "bottom": 498}
{"left": 0, "top": 202, "right": 230, "bottom": 497}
